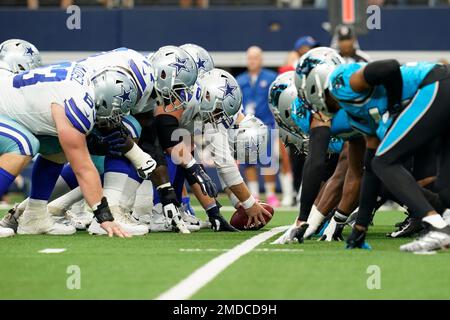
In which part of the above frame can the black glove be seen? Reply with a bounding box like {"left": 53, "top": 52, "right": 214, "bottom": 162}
{"left": 185, "top": 163, "right": 218, "bottom": 198}
{"left": 93, "top": 197, "right": 114, "bottom": 223}
{"left": 346, "top": 227, "right": 371, "bottom": 250}
{"left": 87, "top": 129, "right": 127, "bottom": 157}
{"left": 319, "top": 209, "right": 347, "bottom": 241}
{"left": 207, "top": 205, "right": 238, "bottom": 232}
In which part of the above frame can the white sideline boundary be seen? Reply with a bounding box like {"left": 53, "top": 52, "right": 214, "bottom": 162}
{"left": 155, "top": 225, "right": 289, "bottom": 300}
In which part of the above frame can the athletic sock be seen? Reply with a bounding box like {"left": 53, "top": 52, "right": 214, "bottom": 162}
{"left": 280, "top": 173, "right": 294, "bottom": 199}
{"left": 23, "top": 198, "right": 48, "bottom": 219}
{"left": 0, "top": 167, "right": 16, "bottom": 197}
{"left": 49, "top": 176, "right": 72, "bottom": 202}
{"left": 248, "top": 181, "right": 259, "bottom": 198}
{"left": 304, "top": 205, "right": 326, "bottom": 238}
{"left": 423, "top": 214, "right": 448, "bottom": 229}
{"left": 48, "top": 187, "right": 84, "bottom": 216}
{"left": 133, "top": 180, "right": 153, "bottom": 217}
{"left": 103, "top": 157, "right": 131, "bottom": 207}
{"left": 29, "top": 156, "right": 64, "bottom": 201}
{"left": 264, "top": 182, "right": 276, "bottom": 197}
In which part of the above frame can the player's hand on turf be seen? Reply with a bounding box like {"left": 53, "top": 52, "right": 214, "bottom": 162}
{"left": 245, "top": 202, "right": 272, "bottom": 229}
{"left": 319, "top": 218, "right": 345, "bottom": 241}
{"left": 100, "top": 221, "right": 131, "bottom": 238}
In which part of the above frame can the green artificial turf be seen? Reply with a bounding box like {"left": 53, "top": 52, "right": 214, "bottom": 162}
{"left": 0, "top": 196, "right": 449, "bottom": 300}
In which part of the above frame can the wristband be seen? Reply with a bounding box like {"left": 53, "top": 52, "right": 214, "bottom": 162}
{"left": 185, "top": 158, "right": 197, "bottom": 169}
{"left": 242, "top": 195, "right": 256, "bottom": 210}
{"left": 229, "top": 192, "right": 240, "bottom": 208}
{"left": 92, "top": 197, "right": 114, "bottom": 223}
{"left": 124, "top": 143, "right": 149, "bottom": 169}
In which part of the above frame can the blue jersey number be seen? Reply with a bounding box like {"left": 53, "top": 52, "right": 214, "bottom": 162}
{"left": 13, "top": 62, "right": 72, "bottom": 88}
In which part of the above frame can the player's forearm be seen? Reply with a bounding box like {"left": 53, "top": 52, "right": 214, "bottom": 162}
{"left": 71, "top": 162, "right": 103, "bottom": 207}
{"left": 229, "top": 183, "right": 252, "bottom": 203}
{"left": 190, "top": 183, "right": 216, "bottom": 209}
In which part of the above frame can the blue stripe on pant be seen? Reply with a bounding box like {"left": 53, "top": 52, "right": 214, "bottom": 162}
{"left": 0, "top": 115, "right": 39, "bottom": 156}
{"left": 376, "top": 82, "right": 439, "bottom": 156}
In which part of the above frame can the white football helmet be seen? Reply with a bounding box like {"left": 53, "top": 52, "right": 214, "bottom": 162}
{"left": 228, "top": 114, "right": 270, "bottom": 164}
{"left": 196, "top": 68, "right": 242, "bottom": 129}
{"left": 0, "top": 39, "right": 42, "bottom": 73}
{"left": 269, "top": 71, "right": 309, "bottom": 154}
{"left": 148, "top": 46, "right": 198, "bottom": 111}
{"left": 91, "top": 67, "right": 139, "bottom": 125}
{"left": 295, "top": 47, "right": 344, "bottom": 102}
{"left": 180, "top": 43, "right": 214, "bottom": 76}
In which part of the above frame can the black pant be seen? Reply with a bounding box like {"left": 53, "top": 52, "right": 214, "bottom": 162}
{"left": 372, "top": 77, "right": 450, "bottom": 218}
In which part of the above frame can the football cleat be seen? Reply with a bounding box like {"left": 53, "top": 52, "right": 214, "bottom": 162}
{"left": 88, "top": 205, "right": 148, "bottom": 236}
{"left": 179, "top": 208, "right": 201, "bottom": 232}
{"left": 0, "top": 226, "right": 14, "bottom": 238}
{"left": 387, "top": 216, "right": 423, "bottom": 238}
{"left": 18, "top": 214, "right": 76, "bottom": 235}
{"left": 0, "top": 205, "right": 20, "bottom": 232}
{"left": 399, "top": 223, "right": 450, "bottom": 253}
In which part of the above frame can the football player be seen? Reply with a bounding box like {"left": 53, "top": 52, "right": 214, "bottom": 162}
{"left": 301, "top": 49, "right": 450, "bottom": 252}
{"left": 0, "top": 61, "right": 146, "bottom": 237}
{"left": 268, "top": 67, "right": 365, "bottom": 244}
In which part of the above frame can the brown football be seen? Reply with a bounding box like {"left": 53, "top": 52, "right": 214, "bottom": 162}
{"left": 230, "top": 202, "right": 275, "bottom": 230}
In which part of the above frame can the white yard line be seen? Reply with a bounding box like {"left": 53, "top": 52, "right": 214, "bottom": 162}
{"left": 155, "top": 225, "right": 289, "bottom": 300}
{"left": 179, "top": 248, "right": 304, "bottom": 253}
{"left": 38, "top": 248, "right": 66, "bottom": 254}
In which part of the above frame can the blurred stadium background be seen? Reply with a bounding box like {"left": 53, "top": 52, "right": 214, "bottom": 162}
{"left": 0, "top": 0, "right": 448, "bottom": 204}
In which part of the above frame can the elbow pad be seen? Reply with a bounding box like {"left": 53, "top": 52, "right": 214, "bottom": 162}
{"left": 154, "top": 114, "right": 182, "bottom": 150}
{"left": 363, "top": 59, "right": 402, "bottom": 108}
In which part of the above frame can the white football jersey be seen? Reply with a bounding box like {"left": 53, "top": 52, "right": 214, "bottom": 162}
{"left": 0, "top": 62, "right": 95, "bottom": 136}
{"left": 78, "top": 48, "right": 155, "bottom": 114}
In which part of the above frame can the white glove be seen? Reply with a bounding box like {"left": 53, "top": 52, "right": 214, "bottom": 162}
{"left": 125, "top": 143, "right": 157, "bottom": 179}
{"left": 136, "top": 155, "right": 157, "bottom": 179}
{"left": 162, "top": 203, "right": 190, "bottom": 234}
{"left": 271, "top": 223, "right": 302, "bottom": 244}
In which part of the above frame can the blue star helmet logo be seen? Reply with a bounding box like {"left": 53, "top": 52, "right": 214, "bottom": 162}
{"left": 196, "top": 57, "right": 207, "bottom": 70}
{"left": 169, "top": 56, "right": 189, "bottom": 76}
{"left": 24, "top": 47, "right": 34, "bottom": 56}
{"left": 219, "top": 79, "right": 237, "bottom": 99}
{"left": 248, "top": 136, "right": 260, "bottom": 153}
{"left": 115, "top": 86, "right": 132, "bottom": 105}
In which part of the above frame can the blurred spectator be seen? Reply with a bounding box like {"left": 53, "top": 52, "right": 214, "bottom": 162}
{"left": 333, "top": 24, "right": 370, "bottom": 63}
{"left": 278, "top": 51, "right": 299, "bottom": 74}
{"left": 293, "top": 36, "right": 319, "bottom": 57}
{"left": 314, "top": 0, "right": 327, "bottom": 8}
{"left": 277, "top": 0, "right": 302, "bottom": 8}
{"left": 27, "top": 0, "right": 73, "bottom": 9}
{"left": 98, "top": 0, "right": 134, "bottom": 8}
{"left": 180, "top": 0, "right": 209, "bottom": 8}
{"left": 236, "top": 46, "right": 280, "bottom": 207}
{"left": 368, "top": 0, "right": 385, "bottom": 5}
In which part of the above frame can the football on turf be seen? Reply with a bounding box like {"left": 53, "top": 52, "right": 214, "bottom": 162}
{"left": 230, "top": 202, "right": 275, "bottom": 230}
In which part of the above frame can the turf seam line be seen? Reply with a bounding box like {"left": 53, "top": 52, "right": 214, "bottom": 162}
{"left": 155, "top": 225, "right": 289, "bottom": 300}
